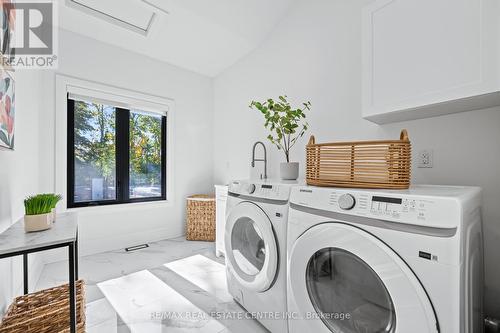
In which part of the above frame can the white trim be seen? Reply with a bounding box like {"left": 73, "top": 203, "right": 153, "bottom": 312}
{"left": 55, "top": 74, "right": 174, "bottom": 212}
{"left": 68, "top": 199, "right": 172, "bottom": 213}
{"left": 67, "top": 87, "right": 169, "bottom": 115}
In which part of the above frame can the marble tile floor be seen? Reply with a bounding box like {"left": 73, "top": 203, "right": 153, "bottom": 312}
{"left": 35, "top": 237, "right": 268, "bottom": 333}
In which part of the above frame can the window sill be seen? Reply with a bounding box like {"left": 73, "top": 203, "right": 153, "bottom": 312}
{"left": 66, "top": 199, "right": 173, "bottom": 214}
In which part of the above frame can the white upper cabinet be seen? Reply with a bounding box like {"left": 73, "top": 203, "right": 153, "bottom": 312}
{"left": 362, "top": 0, "right": 500, "bottom": 124}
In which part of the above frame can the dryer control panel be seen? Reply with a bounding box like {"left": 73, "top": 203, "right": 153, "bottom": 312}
{"left": 371, "top": 196, "right": 405, "bottom": 216}
{"left": 291, "top": 186, "right": 473, "bottom": 229}
{"left": 369, "top": 195, "right": 423, "bottom": 219}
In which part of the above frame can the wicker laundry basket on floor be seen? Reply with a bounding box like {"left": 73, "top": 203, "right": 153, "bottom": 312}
{"left": 0, "top": 280, "right": 86, "bottom": 333}
{"left": 186, "top": 194, "right": 216, "bottom": 241}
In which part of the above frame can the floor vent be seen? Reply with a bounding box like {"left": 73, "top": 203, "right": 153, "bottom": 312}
{"left": 125, "top": 244, "right": 149, "bottom": 252}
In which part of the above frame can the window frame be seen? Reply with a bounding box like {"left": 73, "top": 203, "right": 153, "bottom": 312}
{"left": 67, "top": 97, "right": 167, "bottom": 208}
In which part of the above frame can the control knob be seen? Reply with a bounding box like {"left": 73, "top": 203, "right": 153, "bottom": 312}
{"left": 338, "top": 193, "right": 356, "bottom": 210}
{"left": 246, "top": 184, "right": 256, "bottom": 194}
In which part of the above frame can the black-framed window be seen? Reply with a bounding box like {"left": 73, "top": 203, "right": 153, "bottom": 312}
{"left": 67, "top": 96, "right": 167, "bottom": 208}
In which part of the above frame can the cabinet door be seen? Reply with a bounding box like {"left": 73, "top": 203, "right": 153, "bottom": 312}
{"left": 362, "top": 0, "right": 500, "bottom": 123}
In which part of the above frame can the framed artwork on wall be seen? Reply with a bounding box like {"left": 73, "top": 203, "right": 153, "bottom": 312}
{"left": 0, "top": 66, "right": 14, "bottom": 150}
{"left": 0, "top": 0, "right": 15, "bottom": 150}
{"left": 1, "top": 0, "right": 15, "bottom": 60}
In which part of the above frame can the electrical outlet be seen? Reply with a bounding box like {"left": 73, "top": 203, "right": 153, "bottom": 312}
{"left": 417, "top": 149, "right": 433, "bottom": 168}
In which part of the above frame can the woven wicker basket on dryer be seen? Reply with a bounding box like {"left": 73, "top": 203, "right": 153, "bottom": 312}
{"left": 0, "top": 280, "right": 86, "bottom": 333}
{"left": 186, "top": 194, "right": 216, "bottom": 241}
{"left": 306, "top": 129, "right": 411, "bottom": 189}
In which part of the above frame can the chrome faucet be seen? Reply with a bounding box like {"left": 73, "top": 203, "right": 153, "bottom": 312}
{"left": 251, "top": 141, "right": 267, "bottom": 179}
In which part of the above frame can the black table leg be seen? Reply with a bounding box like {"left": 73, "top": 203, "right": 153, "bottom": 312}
{"left": 75, "top": 232, "right": 79, "bottom": 279}
{"left": 68, "top": 242, "right": 77, "bottom": 333}
{"left": 23, "top": 253, "right": 28, "bottom": 294}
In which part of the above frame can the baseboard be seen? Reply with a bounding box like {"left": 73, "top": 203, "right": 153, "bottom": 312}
{"left": 42, "top": 227, "right": 184, "bottom": 264}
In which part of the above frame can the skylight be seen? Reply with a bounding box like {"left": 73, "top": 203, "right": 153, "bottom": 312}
{"left": 67, "top": 0, "right": 157, "bottom": 35}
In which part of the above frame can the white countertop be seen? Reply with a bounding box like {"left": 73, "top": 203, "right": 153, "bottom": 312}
{"left": 0, "top": 212, "right": 78, "bottom": 256}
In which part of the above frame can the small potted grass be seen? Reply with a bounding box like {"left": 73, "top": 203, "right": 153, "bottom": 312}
{"left": 45, "top": 193, "right": 62, "bottom": 222}
{"left": 24, "top": 194, "right": 62, "bottom": 232}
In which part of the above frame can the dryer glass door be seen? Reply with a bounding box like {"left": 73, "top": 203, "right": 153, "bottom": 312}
{"left": 225, "top": 201, "right": 278, "bottom": 292}
{"left": 306, "top": 248, "right": 395, "bottom": 332}
{"left": 289, "top": 222, "right": 438, "bottom": 333}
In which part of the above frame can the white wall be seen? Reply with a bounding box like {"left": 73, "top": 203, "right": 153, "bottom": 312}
{"left": 0, "top": 70, "right": 45, "bottom": 314}
{"left": 39, "top": 29, "right": 214, "bottom": 257}
{"left": 213, "top": 0, "right": 500, "bottom": 317}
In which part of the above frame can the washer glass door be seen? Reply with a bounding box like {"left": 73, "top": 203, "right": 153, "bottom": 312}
{"left": 225, "top": 201, "right": 278, "bottom": 292}
{"left": 231, "top": 216, "right": 266, "bottom": 276}
{"left": 306, "top": 248, "right": 395, "bottom": 332}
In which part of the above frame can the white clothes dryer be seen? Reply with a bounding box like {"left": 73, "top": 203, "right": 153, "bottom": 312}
{"left": 287, "top": 185, "right": 483, "bottom": 333}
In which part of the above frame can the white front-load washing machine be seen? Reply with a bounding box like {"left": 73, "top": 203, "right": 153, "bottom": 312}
{"left": 287, "top": 185, "right": 483, "bottom": 333}
{"left": 225, "top": 179, "right": 301, "bottom": 333}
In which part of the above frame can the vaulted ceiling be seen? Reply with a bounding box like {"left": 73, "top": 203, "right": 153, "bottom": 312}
{"left": 57, "top": 0, "right": 295, "bottom": 76}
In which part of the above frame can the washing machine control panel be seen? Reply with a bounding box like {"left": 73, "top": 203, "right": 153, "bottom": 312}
{"left": 229, "top": 181, "right": 291, "bottom": 201}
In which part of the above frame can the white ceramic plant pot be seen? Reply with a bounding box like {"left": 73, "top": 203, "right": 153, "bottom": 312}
{"left": 24, "top": 213, "right": 52, "bottom": 232}
{"left": 280, "top": 162, "right": 299, "bottom": 180}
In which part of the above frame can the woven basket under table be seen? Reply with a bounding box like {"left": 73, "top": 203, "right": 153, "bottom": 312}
{"left": 186, "top": 194, "right": 216, "bottom": 241}
{"left": 0, "top": 280, "right": 86, "bottom": 333}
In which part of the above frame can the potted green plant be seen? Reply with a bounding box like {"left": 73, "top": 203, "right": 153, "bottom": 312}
{"left": 41, "top": 194, "right": 62, "bottom": 222}
{"left": 24, "top": 194, "right": 54, "bottom": 232}
{"left": 250, "top": 96, "right": 311, "bottom": 180}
